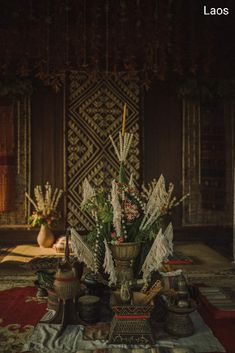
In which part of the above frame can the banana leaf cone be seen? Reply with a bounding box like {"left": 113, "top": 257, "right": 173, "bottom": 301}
{"left": 119, "top": 163, "right": 128, "bottom": 184}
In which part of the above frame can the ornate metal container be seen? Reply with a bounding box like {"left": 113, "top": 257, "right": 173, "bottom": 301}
{"left": 110, "top": 242, "right": 141, "bottom": 260}
{"left": 109, "top": 291, "right": 155, "bottom": 345}
{"left": 110, "top": 242, "right": 141, "bottom": 284}
{"left": 78, "top": 295, "right": 100, "bottom": 323}
{"left": 164, "top": 301, "right": 197, "bottom": 337}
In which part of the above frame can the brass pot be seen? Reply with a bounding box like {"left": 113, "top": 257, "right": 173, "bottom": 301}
{"left": 110, "top": 242, "right": 141, "bottom": 285}
{"left": 110, "top": 242, "right": 141, "bottom": 260}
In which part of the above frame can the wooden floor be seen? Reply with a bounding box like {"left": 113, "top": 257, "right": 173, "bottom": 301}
{"left": 0, "top": 241, "right": 234, "bottom": 277}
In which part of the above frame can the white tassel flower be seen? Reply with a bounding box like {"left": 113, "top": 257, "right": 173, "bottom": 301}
{"left": 111, "top": 180, "right": 122, "bottom": 238}
{"left": 103, "top": 239, "right": 117, "bottom": 286}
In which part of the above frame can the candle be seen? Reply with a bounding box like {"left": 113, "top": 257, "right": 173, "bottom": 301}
{"left": 122, "top": 103, "right": 127, "bottom": 136}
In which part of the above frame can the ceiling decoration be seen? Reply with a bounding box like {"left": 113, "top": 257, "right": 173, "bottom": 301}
{"left": 0, "top": 0, "right": 234, "bottom": 90}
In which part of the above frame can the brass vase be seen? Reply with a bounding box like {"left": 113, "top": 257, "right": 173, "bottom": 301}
{"left": 110, "top": 242, "right": 141, "bottom": 285}
{"left": 37, "top": 224, "right": 55, "bottom": 248}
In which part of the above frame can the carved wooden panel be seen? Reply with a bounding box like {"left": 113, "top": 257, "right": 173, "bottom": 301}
{"left": 182, "top": 99, "right": 234, "bottom": 226}
{"left": 200, "top": 102, "right": 226, "bottom": 211}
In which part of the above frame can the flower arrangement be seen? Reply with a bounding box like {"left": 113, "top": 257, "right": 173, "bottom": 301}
{"left": 80, "top": 105, "right": 189, "bottom": 276}
{"left": 25, "top": 182, "right": 63, "bottom": 228}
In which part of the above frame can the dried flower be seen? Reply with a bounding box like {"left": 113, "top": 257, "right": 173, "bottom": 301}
{"left": 26, "top": 182, "right": 63, "bottom": 227}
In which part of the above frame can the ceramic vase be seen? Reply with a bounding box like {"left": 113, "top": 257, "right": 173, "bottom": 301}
{"left": 37, "top": 224, "right": 55, "bottom": 248}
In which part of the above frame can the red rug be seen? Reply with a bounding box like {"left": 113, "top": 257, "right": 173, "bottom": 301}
{"left": 164, "top": 251, "right": 193, "bottom": 265}
{"left": 0, "top": 286, "right": 47, "bottom": 353}
{"left": 198, "top": 287, "right": 235, "bottom": 320}
{"left": 198, "top": 294, "right": 235, "bottom": 353}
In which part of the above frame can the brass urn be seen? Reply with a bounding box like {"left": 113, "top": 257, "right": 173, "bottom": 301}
{"left": 110, "top": 242, "right": 141, "bottom": 285}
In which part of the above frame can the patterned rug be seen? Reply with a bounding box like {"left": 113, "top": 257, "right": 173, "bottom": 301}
{"left": 0, "top": 273, "right": 36, "bottom": 291}
{"left": 0, "top": 286, "right": 47, "bottom": 353}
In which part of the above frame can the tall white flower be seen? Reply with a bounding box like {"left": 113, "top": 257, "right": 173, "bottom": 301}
{"left": 109, "top": 132, "right": 133, "bottom": 163}
{"left": 25, "top": 182, "right": 63, "bottom": 215}
{"left": 111, "top": 180, "right": 122, "bottom": 238}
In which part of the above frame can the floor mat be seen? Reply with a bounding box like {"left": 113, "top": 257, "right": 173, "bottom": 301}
{"left": 0, "top": 244, "right": 63, "bottom": 263}
{"left": 0, "top": 274, "right": 36, "bottom": 291}
{"left": 0, "top": 247, "right": 13, "bottom": 262}
{"left": 198, "top": 286, "right": 235, "bottom": 318}
{"left": 199, "top": 298, "right": 235, "bottom": 353}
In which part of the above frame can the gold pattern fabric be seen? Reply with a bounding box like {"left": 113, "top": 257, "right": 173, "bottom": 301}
{"left": 66, "top": 72, "right": 141, "bottom": 231}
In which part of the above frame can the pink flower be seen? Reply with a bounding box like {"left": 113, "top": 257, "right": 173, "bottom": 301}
{"left": 111, "top": 232, "right": 117, "bottom": 238}
{"left": 123, "top": 199, "right": 140, "bottom": 221}
{"left": 118, "top": 237, "right": 124, "bottom": 243}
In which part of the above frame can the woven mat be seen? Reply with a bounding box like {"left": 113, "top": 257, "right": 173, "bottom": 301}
{"left": 0, "top": 244, "right": 64, "bottom": 271}
{"left": 0, "top": 245, "right": 62, "bottom": 263}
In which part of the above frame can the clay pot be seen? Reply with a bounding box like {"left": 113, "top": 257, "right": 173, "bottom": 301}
{"left": 37, "top": 224, "right": 55, "bottom": 248}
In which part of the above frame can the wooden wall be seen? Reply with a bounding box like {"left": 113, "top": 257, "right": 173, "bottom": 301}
{"left": 17, "top": 79, "right": 234, "bottom": 230}
{"left": 31, "top": 87, "right": 64, "bottom": 188}
{"left": 31, "top": 86, "right": 65, "bottom": 225}
{"left": 1, "top": 78, "right": 233, "bottom": 252}
{"left": 143, "top": 80, "right": 183, "bottom": 226}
